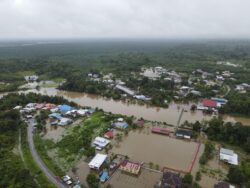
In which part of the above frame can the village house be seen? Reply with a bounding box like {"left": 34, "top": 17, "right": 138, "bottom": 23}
{"left": 155, "top": 171, "right": 182, "bottom": 188}
{"left": 93, "top": 137, "right": 110, "bottom": 150}
{"left": 24, "top": 75, "right": 38, "bottom": 82}
{"left": 104, "top": 130, "right": 114, "bottom": 139}
{"left": 88, "top": 153, "right": 108, "bottom": 170}
{"left": 112, "top": 121, "right": 129, "bottom": 129}
{"left": 115, "top": 84, "right": 135, "bottom": 96}
{"left": 219, "top": 148, "right": 239, "bottom": 165}
{"left": 175, "top": 129, "right": 192, "bottom": 139}
{"left": 152, "top": 127, "right": 171, "bottom": 136}
{"left": 58, "top": 117, "right": 72, "bottom": 126}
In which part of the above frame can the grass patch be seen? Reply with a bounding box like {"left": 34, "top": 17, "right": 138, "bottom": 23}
{"left": 34, "top": 135, "right": 65, "bottom": 177}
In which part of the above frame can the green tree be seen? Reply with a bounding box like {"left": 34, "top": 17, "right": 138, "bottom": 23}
{"left": 86, "top": 173, "right": 99, "bottom": 188}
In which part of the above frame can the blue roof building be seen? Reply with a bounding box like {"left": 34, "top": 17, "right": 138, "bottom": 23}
{"left": 49, "top": 113, "right": 62, "bottom": 120}
{"left": 58, "top": 104, "right": 74, "bottom": 113}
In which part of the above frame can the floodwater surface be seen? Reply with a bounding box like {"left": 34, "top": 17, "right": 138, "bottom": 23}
{"left": 111, "top": 130, "right": 201, "bottom": 171}
{"left": 18, "top": 87, "right": 250, "bottom": 126}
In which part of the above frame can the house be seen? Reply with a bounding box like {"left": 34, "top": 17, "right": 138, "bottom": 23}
{"left": 24, "top": 75, "right": 38, "bottom": 82}
{"left": 160, "top": 171, "right": 182, "bottom": 188}
{"left": 176, "top": 129, "right": 192, "bottom": 139}
{"left": 77, "top": 109, "right": 89, "bottom": 116}
{"left": 49, "top": 113, "right": 62, "bottom": 120}
{"left": 26, "top": 103, "right": 36, "bottom": 108}
{"left": 58, "top": 118, "right": 72, "bottom": 126}
{"left": 134, "top": 95, "right": 151, "bottom": 101}
{"left": 88, "top": 154, "right": 108, "bottom": 170}
{"left": 152, "top": 127, "right": 171, "bottom": 136}
{"left": 112, "top": 122, "right": 129, "bottom": 129}
{"left": 58, "top": 104, "right": 74, "bottom": 113}
{"left": 202, "top": 99, "right": 217, "bottom": 108}
{"left": 99, "top": 170, "right": 109, "bottom": 182}
{"left": 93, "top": 137, "right": 110, "bottom": 149}
{"left": 219, "top": 148, "right": 238, "bottom": 165}
{"left": 119, "top": 160, "right": 142, "bottom": 175}
{"left": 104, "top": 131, "right": 114, "bottom": 139}
{"left": 35, "top": 103, "right": 45, "bottom": 109}
{"left": 13, "top": 105, "right": 22, "bottom": 110}
{"left": 190, "top": 90, "right": 201, "bottom": 96}
{"left": 197, "top": 105, "right": 208, "bottom": 110}
{"left": 214, "top": 182, "right": 235, "bottom": 188}
{"left": 211, "top": 97, "right": 228, "bottom": 105}
{"left": 115, "top": 85, "right": 135, "bottom": 96}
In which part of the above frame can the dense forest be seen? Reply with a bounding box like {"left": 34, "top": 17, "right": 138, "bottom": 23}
{"left": 0, "top": 39, "right": 250, "bottom": 110}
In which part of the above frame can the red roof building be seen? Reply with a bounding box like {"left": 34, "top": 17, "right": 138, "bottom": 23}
{"left": 202, "top": 99, "right": 217, "bottom": 108}
{"left": 104, "top": 131, "right": 114, "bottom": 139}
{"left": 152, "top": 127, "right": 171, "bottom": 136}
{"left": 119, "top": 160, "right": 142, "bottom": 175}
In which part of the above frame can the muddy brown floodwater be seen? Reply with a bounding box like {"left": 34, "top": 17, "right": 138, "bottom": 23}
{"left": 17, "top": 87, "right": 250, "bottom": 126}
{"left": 111, "top": 130, "right": 202, "bottom": 171}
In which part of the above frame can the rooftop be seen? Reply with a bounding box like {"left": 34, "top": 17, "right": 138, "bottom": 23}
{"left": 88, "top": 154, "right": 107, "bottom": 170}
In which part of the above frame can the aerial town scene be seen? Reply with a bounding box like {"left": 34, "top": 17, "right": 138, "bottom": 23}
{"left": 0, "top": 1, "right": 250, "bottom": 188}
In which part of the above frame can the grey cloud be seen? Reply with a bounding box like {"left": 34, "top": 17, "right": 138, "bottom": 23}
{"left": 0, "top": 0, "right": 250, "bottom": 39}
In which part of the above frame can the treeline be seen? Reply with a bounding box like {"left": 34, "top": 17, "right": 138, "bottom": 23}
{"left": 206, "top": 118, "right": 250, "bottom": 153}
{"left": 220, "top": 92, "right": 250, "bottom": 116}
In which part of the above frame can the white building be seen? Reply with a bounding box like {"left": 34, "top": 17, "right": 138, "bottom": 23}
{"left": 220, "top": 148, "right": 239, "bottom": 165}
{"left": 93, "top": 137, "right": 110, "bottom": 149}
{"left": 24, "top": 75, "right": 38, "bottom": 82}
{"left": 115, "top": 84, "right": 135, "bottom": 96}
{"left": 88, "top": 154, "right": 108, "bottom": 170}
{"left": 77, "top": 109, "right": 89, "bottom": 116}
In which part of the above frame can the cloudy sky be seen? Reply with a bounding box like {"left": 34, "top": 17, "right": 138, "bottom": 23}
{"left": 0, "top": 0, "right": 250, "bottom": 39}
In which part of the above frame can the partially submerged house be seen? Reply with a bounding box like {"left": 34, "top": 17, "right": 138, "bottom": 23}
{"left": 104, "top": 130, "right": 114, "bottom": 139}
{"left": 49, "top": 113, "right": 62, "bottom": 120}
{"left": 176, "top": 129, "right": 192, "bottom": 139}
{"left": 115, "top": 84, "right": 135, "bottom": 96}
{"left": 202, "top": 99, "right": 217, "bottom": 108}
{"left": 219, "top": 148, "right": 239, "bottom": 165}
{"left": 58, "top": 117, "right": 72, "bottom": 126}
{"left": 119, "top": 160, "right": 142, "bottom": 176}
{"left": 156, "top": 171, "right": 182, "bottom": 188}
{"left": 112, "top": 122, "right": 129, "bottom": 129}
{"left": 93, "top": 137, "right": 110, "bottom": 150}
{"left": 88, "top": 154, "right": 108, "bottom": 170}
{"left": 152, "top": 127, "right": 171, "bottom": 136}
{"left": 58, "top": 104, "right": 74, "bottom": 114}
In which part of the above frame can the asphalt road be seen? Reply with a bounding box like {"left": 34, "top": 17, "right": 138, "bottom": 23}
{"left": 27, "top": 118, "right": 67, "bottom": 188}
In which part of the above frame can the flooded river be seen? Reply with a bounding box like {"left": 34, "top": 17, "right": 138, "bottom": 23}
{"left": 1, "top": 87, "right": 250, "bottom": 125}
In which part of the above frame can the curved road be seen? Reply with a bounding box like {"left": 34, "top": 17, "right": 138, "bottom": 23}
{"left": 27, "top": 119, "right": 67, "bottom": 188}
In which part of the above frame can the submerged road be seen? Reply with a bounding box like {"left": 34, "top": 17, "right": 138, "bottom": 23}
{"left": 27, "top": 118, "right": 66, "bottom": 188}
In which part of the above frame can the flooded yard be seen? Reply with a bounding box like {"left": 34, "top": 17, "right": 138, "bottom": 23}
{"left": 111, "top": 130, "right": 203, "bottom": 172}
{"left": 107, "top": 168, "right": 162, "bottom": 188}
